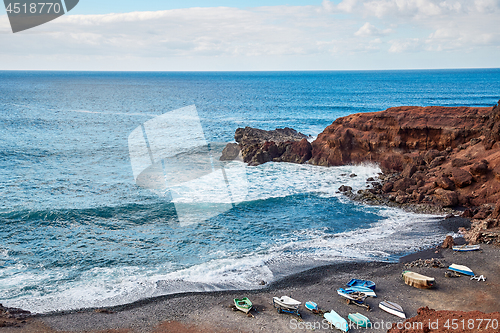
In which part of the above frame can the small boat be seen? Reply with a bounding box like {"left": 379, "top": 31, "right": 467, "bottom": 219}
{"left": 273, "top": 296, "right": 301, "bottom": 316}
{"left": 379, "top": 301, "right": 406, "bottom": 319}
{"left": 453, "top": 244, "right": 480, "bottom": 252}
{"left": 273, "top": 296, "right": 301, "bottom": 310}
{"left": 402, "top": 271, "right": 435, "bottom": 289}
{"left": 448, "top": 264, "right": 474, "bottom": 276}
{"left": 348, "top": 312, "right": 371, "bottom": 328}
{"left": 324, "top": 310, "right": 349, "bottom": 332}
{"left": 305, "top": 301, "right": 318, "bottom": 312}
{"left": 337, "top": 289, "right": 366, "bottom": 304}
{"left": 234, "top": 297, "right": 252, "bottom": 314}
{"left": 346, "top": 279, "right": 376, "bottom": 290}
{"left": 344, "top": 286, "right": 376, "bottom": 297}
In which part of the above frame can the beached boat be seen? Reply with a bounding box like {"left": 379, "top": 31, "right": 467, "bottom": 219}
{"left": 346, "top": 279, "right": 376, "bottom": 290}
{"left": 448, "top": 264, "right": 474, "bottom": 276}
{"left": 324, "top": 310, "right": 349, "bottom": 332}
{"left": 379, "top": 301, "right": 406, "bottom": 319}
{"left": 348, "top": 313, "right": 371, "bottom": 328}
{"left": 273, "top": 296, "right": 301, "bottom": 310}
{"left": 452, "top": 244, "right": 480, "bottom": 252}
{"left": 234, "top": 297, "right": 252, "bottom": 313}
{"left": 344, "top": 286, "right": 376, "bottom": 297}
{"left": 402, "top": 271, "right": 435, "bottom": 289}
{"left": 305, "top": 301, "right": 318, "bottom": 312}
{"left": 337, "top": 289, "right": 366, "bottom": 303}
{"left": 273, "top": 296, "right": 301, "bottom": 316}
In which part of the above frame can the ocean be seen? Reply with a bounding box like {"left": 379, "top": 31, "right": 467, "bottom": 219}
{"left": 0, "top": 69, "right": 499, "bottom": 314}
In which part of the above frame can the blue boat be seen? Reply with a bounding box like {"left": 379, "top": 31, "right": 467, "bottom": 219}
{"left": 324, "top": 310, "right": 349, "bottom": 332}
{"left": 344, "top": 286, "right": 376, "bottom": 297}
{"left": 346, "top": 279, "right": 376, "bottom": 290}
{"left": 448, "top": 264, "right": 474, "bottom": 276}
{"left": 305, "top": 301, "right": 318, "bottom": 312}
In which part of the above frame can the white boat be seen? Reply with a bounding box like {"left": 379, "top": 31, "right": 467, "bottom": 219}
{"left": 448, "top": 264, "right": 474, "bottom": 276}
{"left": 379, "top": 301, "right": 406, "bottom": 319}
{"left": 324, "top": 310, "right": 349, "bottom": 332}
{"left": 452, "top": 244, "right": 480, "bottom": 252}
{"left": 273, "top": 296, "right": 301, "bottom": 310}
{"left": 345, "top": 286, "right": 376, "bottom": 297}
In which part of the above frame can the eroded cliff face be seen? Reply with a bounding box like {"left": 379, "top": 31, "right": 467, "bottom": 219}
{"left": 310, "top": 105, "right": 492, "bottom": 168}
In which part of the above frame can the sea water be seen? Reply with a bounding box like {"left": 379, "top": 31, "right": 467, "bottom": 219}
{"left": 0, "top": 69, "right": 499, "bottom": 313}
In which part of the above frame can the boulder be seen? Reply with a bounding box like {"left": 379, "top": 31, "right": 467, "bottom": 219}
{"left": 338, "top": 185, "right": 352, "bottom": 192}
{"left": 472, "top": 205, "right": 493, "bottom": 220}
{"left": 452, "top": 168, "right": 473, "bottom": 188}
{"left": 434, "top": 188, "right": 458, "bottom": 207}
{"left": 441, "top": 235, "right": 455, "bottom": 249}
{"left": 436, "top": 176, "right": 455, "bottom": 190}
{"left": 381, "top": 181, "right": 394, "bottom": 193}
{"left": 219, "top": 143, "right": 241, "bottom": 161}
{"left": 469, "top": 161, "right": 489, "bottom": 176}
{"left": 401, "top": 163, "right": 417, "bottom": 178}
{"left": 393, "top": 177, "right": 415, "bottom": 192}
{"left": 429, "top": 156, "right": 447, "bottom": 168}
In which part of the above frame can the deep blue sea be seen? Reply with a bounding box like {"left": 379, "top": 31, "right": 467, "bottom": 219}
{"left": 1, "top": 69, "right": 499, "bottom": 313}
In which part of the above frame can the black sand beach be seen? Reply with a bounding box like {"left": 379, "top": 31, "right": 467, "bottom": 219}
{"left": 5, "top": 234, "right": 500, "bottom": 333}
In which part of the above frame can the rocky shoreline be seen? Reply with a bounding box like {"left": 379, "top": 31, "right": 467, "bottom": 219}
{"left": 222, "top": 100, "right": 500, "bottom": 246}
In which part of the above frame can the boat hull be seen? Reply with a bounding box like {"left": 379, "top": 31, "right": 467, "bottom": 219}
{"left": 448, "top": 264, "right": 474, "bottom": 276}
{"left": 379, "top": 301, "right": 406, "bottom": 319}
{"left": 324, "top": 310, "right": 349, "bottom": 332}
{"left": 348, "top": 313, "right": 371, "bottom": 328}
{"left": 402, "top": 271, "right": 435, "bottom": 289}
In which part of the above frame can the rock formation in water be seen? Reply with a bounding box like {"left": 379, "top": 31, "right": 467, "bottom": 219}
{"left": 223, "top": 101, "right": 500, "bottom": 244}
{"left": 220, "top": 127, "right": 311, "bottom": 166}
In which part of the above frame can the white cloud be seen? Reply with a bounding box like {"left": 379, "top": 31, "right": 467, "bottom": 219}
{"left": 388, "top": 38, "right": 423, "bottom": 52}
{"left": 0, "top": 1, "right": 498, "bottom": 70}
{"left": 354, "top": 22, "right": 392, "bottom": 37}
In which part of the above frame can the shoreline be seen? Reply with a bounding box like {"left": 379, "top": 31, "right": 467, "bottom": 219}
{"left": 6, "top": 216, "right": 499, "bottom": 333}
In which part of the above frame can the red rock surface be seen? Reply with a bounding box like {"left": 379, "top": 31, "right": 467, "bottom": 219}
{"left": 388, "top": 307, "right": 500, "bottom": 333}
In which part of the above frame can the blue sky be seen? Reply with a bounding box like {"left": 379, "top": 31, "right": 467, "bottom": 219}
{"left": 0, "top": 0, "right": 499, "bottom": 71}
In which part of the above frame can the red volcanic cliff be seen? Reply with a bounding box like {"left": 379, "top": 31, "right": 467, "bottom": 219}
{"left": 310, "top": 105, "right": 492, "bottom": 168}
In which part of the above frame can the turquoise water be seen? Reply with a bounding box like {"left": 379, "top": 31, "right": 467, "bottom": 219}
{"left": 0, "top": 69, "right": 499, "bottom": 313}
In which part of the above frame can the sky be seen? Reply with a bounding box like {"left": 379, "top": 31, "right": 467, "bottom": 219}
{"left": 0, "top": 0, "right": 499, "bottom": 71}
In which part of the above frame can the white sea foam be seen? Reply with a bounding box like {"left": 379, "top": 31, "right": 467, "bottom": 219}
{"left": 1, "top": 163, "right": 447, "bottom": 314}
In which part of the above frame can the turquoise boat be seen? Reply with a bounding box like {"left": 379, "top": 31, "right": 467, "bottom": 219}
{"left": 348, "top": 313, "right": 371, "bottom": 328}
{"left": 234, "top": 297, "right": 252, "bottom": 314}
{"left": 324, "top": 310, "right": 348, "bottom": 332}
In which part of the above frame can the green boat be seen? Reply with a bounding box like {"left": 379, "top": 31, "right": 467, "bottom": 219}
{"left": 234, "top": 297, "right": 253, "bottom": 314}
{"left": 348, "top": 312, "right": 371, "bottom": 328}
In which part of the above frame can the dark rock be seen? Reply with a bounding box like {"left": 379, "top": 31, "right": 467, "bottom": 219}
{"left": 366, "top": 177, "right": 375, "bottom": 182}
{"left": 393, "top": 177, "right": 415, "bottom": 192}
{"left": 451, "top": 158, "right": 470, "bottom": 168}
{"left": 429, "top": 156, "right": 446, "bottom": 168}
{"left": 436, "top": 176, "right": 455, "bottom": 190}
{"left": 441, "top": 235, "right": 455, "bottom": 249}
{"left": 401, "top": 164, "right": 417, "bottom": 178}
{"left": 461, "top": 208, "right": 475, "bottom": 218}
{"left": 472, "top": 205, "right": 493, "bottom": 220}
{"left": 470, "top": 161, "right": 489, "bottom": 176}
{"left": 274, "top": 139, "right": 312, "bottom": 164}
{"left": 381, "top": 181, "right": 394, "bottom": 193}
{"left": 434, "top": 188, "right": 458, "bottom": 207}
{"left": 424, "top": 149, "right": 441, "bottom": 165}
{"left": 220, "top": 143, "right": 241, "bottom": 161}
{"left": 235, "top": 127, "right": 309, "bottom": 166}
{"left": 452, "top": 168, "right": 473, "bottom": 188}
{"left": 350, "top": 174, "right": 357, "bottom": 178}
{"left": 338, "top": 185, "right": 352, "bottom": 192}
{"left": 490, "top": 200, "right": 500, "bottom": 219}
